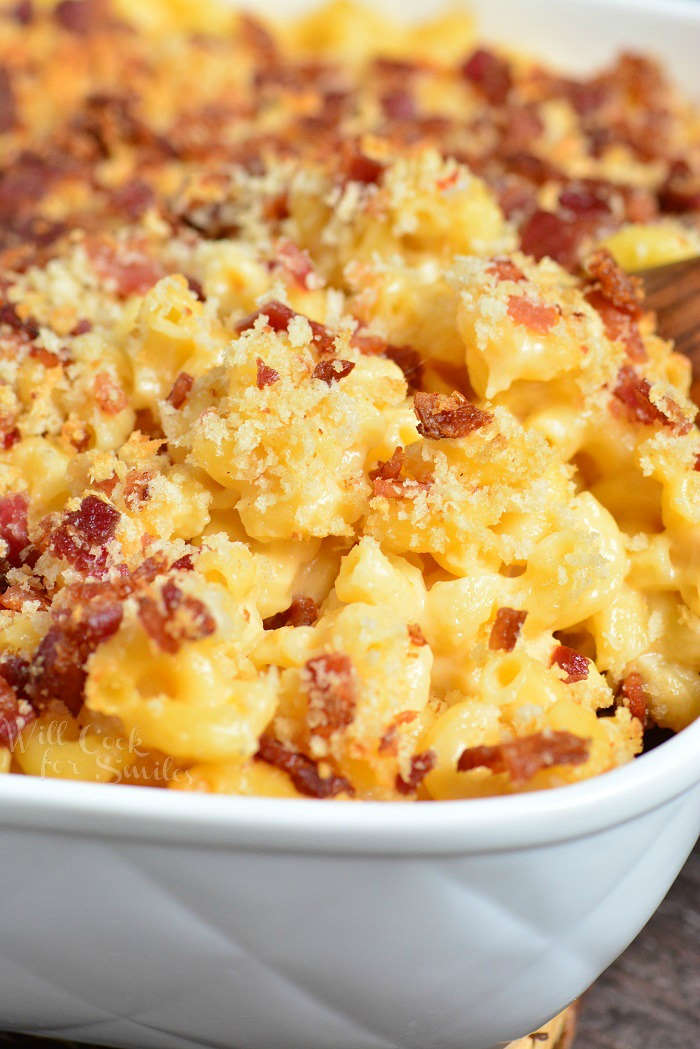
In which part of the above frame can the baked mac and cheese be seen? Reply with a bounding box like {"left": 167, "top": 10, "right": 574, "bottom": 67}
{"left": 0, "top": 0, "right": 697, "bottom": 799}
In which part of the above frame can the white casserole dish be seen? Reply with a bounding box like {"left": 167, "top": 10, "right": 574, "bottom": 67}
{"left": 2, "top": 2, "right": 700, "bottom": 1047}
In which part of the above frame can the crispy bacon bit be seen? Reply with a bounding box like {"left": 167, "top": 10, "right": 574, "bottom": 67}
{"left": 658, "top": 160, "right": 700, "bottom": 213}
{"left": 12, "top": 0, "right": 34, "bottom": 26}
{"left": 29, "top": 345, "right": 61, "bottom": 368}
{"left": 519, "top": 209, "right": 582, "bottom": 270}
{"left": 0, "top": 493, "right": 29, "bottom": 568}
{"left": 138, "top": 580, "right": 216, "bottom": 654}
{"left": 302, "top": 652, "right": 357, "bottom": 738}
{"left": 617, "top": 671, "right": 649, "bottom": 726}
{"left": 0, "top": 676, "right": 35, "bottom": 746}
{"left": 408, "top": 623, "right": 427, "bottom": 646}
{"left": 369, "top": 446, "right": 430, "bottom": 499}
{"left": 30, "top": 584, "right": 124, "bottom": 715}
{"left": 395, "top": 750, "right": 436, "bottom": 795}
{"left": 352, "top": 332, "right": 424, "bottom": 389}
{"left": 123, "top": 470, "right": 151, "bottom": 510}
{"left": 507, "top": 295, "right": 559, "bottom": 335}
{"left": 586, "top": 289, "right": 646, "bottom": 361}
{"left": 370, "top": 447, "right": 404, "bottom": 484}
{"left": 342, "top": 146, "right": 384, "bottom": 185}
{"left": 171, "top": 553, "right": 194, "bottom": 572}
{"left": 70, "top": 318, "right": 92, "bottom": 336}
{"left": 2, "top": 427, "right": 20, "bottom": 449}
{"left": 612, "top": 364, "right": 689, "bottom": 431}
{"left": 0, "top": 655, "right": 29, "bottom": 696}
{"left": 185, "top": 275, "right": 205, "bottom": 302}
{"left": 487, "top": 258, "right": 525, "bottom": 283}
{"left": 54, "top": 0, "right": 105, "bottom": 34}
{"left": 0, "top": 68, "right": 16, "bottom": 134}
{"left": 457, "top": 730, "right": 590, "bottom": 785}
{"left": 94, "top": 371, "right": 128, "bottom": 415}
{"left": 559, "top": 183, "right": 612, "bottom": 219}
{"left": 312, "top": 358, "right": 355, "bottom": 385}
{"left": 489, "top": 608, "right": 527, "bottom": 652}
{"left": 256, "top": 734, "right": 354, "bottom": 798}
{"left": 276, "top": 239, "right": 315, "bottom": 289}
{"left": 414, "top": 391, "right": 492, "bottom": 439}
{"left": 256, "top": 358, "right": 280, "bottom": 389}
{"left": 381, "top": 88, "right": 416, "bottom": 121}
{"left": 238, "top": 11, "right": 278, "bottom": 61}
{"left": 88, "top": 241, "right": 163, "bottom": 299}
{"left": 550, "top": 644, "right": 589, "bottom": 683}
{"left": 166, "top": 371, "right": 194, "bottom": 410}
{"left": 262, "top": 595, "right": 319, "bottom": 630}
{"left": 49, "top": 495, "right": 120, "bottom": 575}
{"left": 110, "top": 179, "right": 154, "bottom": 220}
{"left": 237, "top": 300, "right": 335, "bottom": 354}
{"left": 0, "top": 302, "right": 39, "bottom": 340}
{"left": 585, "top": 248, "right": 643, "bottom": 314}
{"left": 461, "top": 48, "right": 512, "bottom": 105}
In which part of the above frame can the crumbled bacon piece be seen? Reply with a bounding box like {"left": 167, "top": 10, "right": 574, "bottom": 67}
{"left": 380, "top": 89, "right": 416, "bottom": 121}
{"left": 238, "top": 11, "right": 278, "bottom": 61}
{"left": 88, "top": 241, "right": 163, "bottom": 298}
{"left": 507, "top": 295, "right": 559, "bottom": 335}
{"left": 49, "top": 495, "right": 120, "bottom": 576}
{"left": 0, "top": 675, "right": 35, "bottom": 747}
{"left": 503, "top": 151, "right": 560, "bottom": 186}
{"left": 302, "top": 652, "right": 357, "bottom": 738}
{"left": 586, "top": 289, "right": 646, "bottom": 361}
{"left": 12, "top": 0, "right": 34, "bottom": 26}
{"left": 617, "top": 671, "right": 649, "bottom": 726}
{"left": 123, "top": 470, "right": 151, "bottom": 510}
{"left": 585, "top": 248, "right": 643, "bottom": 314}
{"left": 612, "top": 364, "right": 689, "bottom": 432}
{"left": 2, "top": 427, "right": 20, "bottom": 449}
{"left": 408, "top": 623, "right": 427, "bottom": 646}
{"left": 70, "top": 319, "right": 92, "bottom": 336}
{"left": 312, "top": 358, "right": 355, "bottom": 385}
{"left": 0, "top": 302, "right": 39, "bottom": 340}
{"left": 457, "top": 730, "right": 590, "bottom": 785}
{"left": 461, "top": 48, "right": 512, "bottom": 105}
{"left": 414, "top": 391, "right": 492, "bottom": 439}
{"left": 167, "top": 372, "right": 194, "bottom": 409}
{"left": 170, "top": 553, "right": 194, "bottom": 572}
{"left": 487, "top": 258, "right": 525, "bottom": 283}
{"left": 185, "top": 275, "right": 205, "bottom": 302}
{"left": 489, "top": 608, "right": 527, "bottom": 652}
{"left": 341, "top": 146, "right": 384, "bottom": 185}
{"left": 658, "top": 160, "right": 700, "bottom": 213}
{"left": 395, "top": 750, "right": 436, "bottom": 795}
{"left": 550, "top": 644, "right": 589, "bottom": 683}
{"left": 559, "top": 183, "right": 612, "bottom": 219}
{"left": 94, "top": 371, "right": 128, "bottom": 415}
{"left": 138, "top": 580, "right": 216, "bottom": 654}
{"left": 0, "top": 492, "right": 29, "bottom": 568}
{"left": 110, "top": 179, "right": 154, "bottom": 220}
{"left": 0, "top": 68, "right": 16, "bottom": 135}
{"left": 0, "top": 655, "right": 30, "bottom": 696}
{"left": 256, "top": 358, "right": 280, "bottom": 389}
{"left": 54, "top": 0, "right": 105, "bottom": 33}
{"left": 369, "top": 446, "right": 430, "bottom": 499}
{"left": 29, "top": 345, "right": 61, "bottom": 369}
{"left": 30, "top": 584, "right": 124, "bottom": 715}
{"left": 351, "top": 332, "right": 424, "bottom": 389}
{"left": 238, "top": 301, "right": 335, "bottom": 354}
{"left": 256, "top": 734, "right": 354, "bottom": 798}
{"left": 263, "top": 595, "right": 319, "bottom": 630}
{"left": 276, "top": 239, "right": 315, "bottom": 289}
{"left": 519, "top": 209, "right": 582, "bottom": 270}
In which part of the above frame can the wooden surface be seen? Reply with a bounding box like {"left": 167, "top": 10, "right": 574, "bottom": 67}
{"left": 0, "top": 843, "right": 698, "bottom": 1048}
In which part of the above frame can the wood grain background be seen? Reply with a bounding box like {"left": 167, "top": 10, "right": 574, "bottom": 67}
{"left": 0, "top": 842, "right": 698, "bottom": 1049}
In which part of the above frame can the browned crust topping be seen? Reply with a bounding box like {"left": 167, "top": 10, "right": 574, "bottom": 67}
{"left": 414, "top": 391, "right": 492, "bottom": 439}
{"left": 301, "top": 651, "right": 357, "bottom": 738}
{"left": 256, "top": 734, "right": 354, "bottom": 797}
{"left": 489, "top": 608, "right": 527, "bottom": 651}
{"left": 457, "top": 730, "right": 590, "bottom": 785}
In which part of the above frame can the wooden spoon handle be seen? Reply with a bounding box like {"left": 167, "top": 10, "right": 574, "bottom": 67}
{"left": 638, "top": 257, "right": 700, "bottom": 380}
